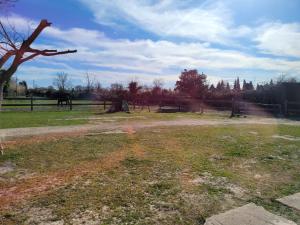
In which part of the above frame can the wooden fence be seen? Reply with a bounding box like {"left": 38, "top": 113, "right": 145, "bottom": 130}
{"left": 230, "top": 101, "right": 282, "bottom": 116}
{"left": 3, "top": 97, "right": 300, "bottom": 117}
{"left": 285, "top": 101, "right": 300, "bottom": 116}
{"left": 2, "top": 97, "right": 111, "bottom": 111}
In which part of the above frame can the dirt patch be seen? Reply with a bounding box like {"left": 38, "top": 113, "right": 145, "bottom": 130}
{"left": 272, "top": 135, "right": 300, "bottom": 141}
{"left": 0, "top": 161, "right": 37, "bottom": 184}
{"left": 190, "top": 172, "right": 246, "bottom": 198}
{"left": 24, "top": 206, "right": 64, "bottom": 225}
{"left": 85, "top": 130, "right": 127, "bottom": 136}
{"left": 151, "top": 129, "right": 161, "bottom": 133}
{"left": 123, "top": 126, "right": 136, "bottom": 135}
{"left": 238, "top": 158, "right": 257, "bottom": 169}
{"left": 86, "top": 128, "right": 136, "bottom": 135}
{"left": 0, "top": 161, "right": 15, "bottom": 175}
{"left": 209, "top": 154, "right": 228, "bottom": 162}
{"left": 131, "top": 143, "right": 146, "bottom": 158}
{"left": 2, "top": 118, "right": 300, "bottom": 141}
{"left": 0, "top": 149, "right": 127, "bottom": 210}
{"left": 253, "top": 173, "right": 271, "bottom": 180}
{"left": 150, "top": 200, "right": 181, "bottom": 222}
{"left": 101, "top": 130, "right": 128, "bottom": 134}
{"left": 56, "top": 117, "right": 118, "bottom": 123}
{"left": 70, "top": 209, "right": 101, "bottom": 225}
{"left": 1, "top": 131, "right": 88, "bottom": 149}
{"left": 105, "top": 116, "right": 146, "bottom": 119}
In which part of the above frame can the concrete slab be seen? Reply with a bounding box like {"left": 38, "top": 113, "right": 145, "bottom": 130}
{"left": 204, "top": 203, "right": 296, "bottom": 225}
{"left": 277, "top": 192, "right": 300, "bottom": 211}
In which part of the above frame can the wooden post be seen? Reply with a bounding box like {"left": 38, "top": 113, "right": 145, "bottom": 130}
{"left": 69, "top": 96, "right": 72, "bottom": 111}
{"left": 284, "top": 100, "right": 288, "bottom": 116}
{"left": 278, "top": 104, "right": 282, "bottom": 115}
{"left": 104, "top": 101, "right": 106, "bottom": 110}
{"left": 230, "top": 98, "right": 235, "bottom": 117}
{"left": 200, "top": 102, "right": 204, "bottom": 114}
{"left": 30, "top": 95, "right": 33, "bottom": 111}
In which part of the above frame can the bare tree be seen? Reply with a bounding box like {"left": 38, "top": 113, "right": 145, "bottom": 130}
{"left": 53, "top": 72, "right": 70, "bottom": 92}
{"left": 0, "top": 19, "right": 77, "bottom": 109}
{"left": 153, "top": 78, "right": 164, "bottom": 89}
{"left": 85, "top": 72, "right": 95, "bottom": 94}
{"left": 277, "top": 74, "right": 298, "bottom": 84}
{"left": 95, "top": 80, "right": 102, "bottom": 91}
{"left": 152, "top": 78, "right": 164, "bottom": 98}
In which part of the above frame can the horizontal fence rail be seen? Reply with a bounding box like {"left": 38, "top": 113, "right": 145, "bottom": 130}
{"left": 285, "top": 101, "right": 300, "bottom": 115}
{"left": 2, "top": 97, "right": 112, "bottom": 111}
{"left": 2, "top": 97, "right": 300, "bottom": 116}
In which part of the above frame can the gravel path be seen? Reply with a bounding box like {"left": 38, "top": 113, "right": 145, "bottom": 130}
{"left": 1, "top": 118, "right": 300, "bottom": 140}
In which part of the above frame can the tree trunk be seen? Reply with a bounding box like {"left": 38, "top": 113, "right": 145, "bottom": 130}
{"left": 0, "top": 81, "right": 4, "bottom": 112}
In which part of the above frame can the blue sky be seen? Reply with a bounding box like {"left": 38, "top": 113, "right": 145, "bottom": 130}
{"left": 2, "top": 0, "right": 300, "bottom": 88}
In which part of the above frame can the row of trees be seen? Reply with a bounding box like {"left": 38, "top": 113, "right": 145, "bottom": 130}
{"left": 7, "top": 69, "right": 296, "bottom": 107}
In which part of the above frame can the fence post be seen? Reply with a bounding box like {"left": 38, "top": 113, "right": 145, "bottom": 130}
{"left": 284, "top": 100, "right": 288, "bottom": 116}
{"left": 200, "top": 101, "right": 204, "bottom": 114}
{"left": 69, "top": 96, "right": 73, "bottom": 111}
{"left": 230, "top": 98, "right": 235, "bottom": 117}
{"left": 30, "top": 95, "right": 33, "bottom": 111}
{"left": 104, "top": 101, "right": 106, "bottom": 110}
{"left": 278, "top": 104, "right": 282, "bottom": 115}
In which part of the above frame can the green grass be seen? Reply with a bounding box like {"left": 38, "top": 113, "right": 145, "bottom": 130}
{"left": 0, "top": 110, "right": 230, "bottom": 129}
{"left": 1, "top": 123, "right": 300, "bottom": 224}
{"left": 0, "top": 111, "right": 96, "bottom": 129}
{"left": 0, "top": 134, "right": 129, "bottom": 174}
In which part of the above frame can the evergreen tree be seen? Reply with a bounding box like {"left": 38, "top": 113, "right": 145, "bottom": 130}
{"left": 226, "top": 82, "right": 231, "bottom": 91}
{"left": 243, "top": 80, "right": 247, "bottom": 91}
{"left": 233, "top": 77, "right": 241, "bottom": 91}
{"left": 249, "top": 81, "right": 254, "bottom": 90}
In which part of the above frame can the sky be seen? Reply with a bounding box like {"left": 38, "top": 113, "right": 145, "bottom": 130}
{"left": 1, "top": 0, "right": 300, "bottom": 88}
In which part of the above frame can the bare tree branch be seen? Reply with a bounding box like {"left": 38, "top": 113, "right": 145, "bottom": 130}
{"left": 0, "top": 50, "right": 15, "bottom": 68}
{"left": 0, "top": 21, "right": 17, "bottom": 50}
{"left": 0, "top": 19, "right": 76, "bottom": 70}
{"left": 20, "top": 49, "right": 77, "bottom": 64}
{"left": 21, "top": 20, "right": 51, "bottom": 49}
{"left": 0, "top": 18, "right": 77, "bottom": 109}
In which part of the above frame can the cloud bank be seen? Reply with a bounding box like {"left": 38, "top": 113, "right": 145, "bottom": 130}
{"left": 1, "top": 0, "right": 300, "bottom": 87}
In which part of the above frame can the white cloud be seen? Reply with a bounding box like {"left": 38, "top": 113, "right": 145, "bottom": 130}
{"left": 42, "top": 27, "right": 300, "bottom": 74}
{"left": 2, "top": 15, "right": 300, "bottom": 87}
{"left": 78, "top": 0, "right": 250, "bottom": 45}
{"left": 255, "top": 22, "right": 300, "bottom": 58}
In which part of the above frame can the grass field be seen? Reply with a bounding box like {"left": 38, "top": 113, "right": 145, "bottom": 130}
{"left": 0, "top": 110, "right": 230, "bottom": 129}
{"left": 0, "top": 111, "right": 96, "bottom": 129}
{"left": 1, "top": 122, "right": 300, "bottom": 224}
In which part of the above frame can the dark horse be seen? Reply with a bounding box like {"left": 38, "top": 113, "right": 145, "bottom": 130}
{"left": 55, "top": 92, "right": 71, "bottom": 107}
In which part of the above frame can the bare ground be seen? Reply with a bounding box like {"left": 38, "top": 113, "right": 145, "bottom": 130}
{"left": 0, "top": 149, "right": 127, "bottom": 210}
{"left": 1, "top": 117, "right": 300, "bottom": 141}
{"left": 1, "top": 117, "right": 300, "bottom": 211}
